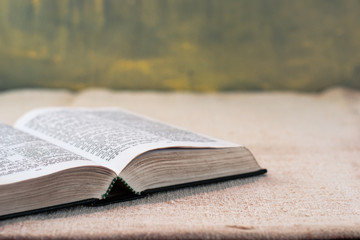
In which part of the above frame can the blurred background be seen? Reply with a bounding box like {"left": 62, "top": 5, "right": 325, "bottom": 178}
{"left": 0, "top": 0, "right": 360, "bottom": 92}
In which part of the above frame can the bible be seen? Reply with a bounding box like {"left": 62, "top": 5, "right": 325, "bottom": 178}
{"left": 0, "top": 108, "right": 266, "bottom": 219}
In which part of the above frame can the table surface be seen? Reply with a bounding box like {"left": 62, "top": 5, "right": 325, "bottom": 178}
{"left": 0, "top": 88, "right": 359, "bottom": 239}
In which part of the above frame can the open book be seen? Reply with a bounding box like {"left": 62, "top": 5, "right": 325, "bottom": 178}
{"left": 0, "top": 108, "right": 266, "bottom": 219}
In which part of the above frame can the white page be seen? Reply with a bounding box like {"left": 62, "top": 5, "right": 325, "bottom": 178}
{"left": 15, "top": 108, "right": 239, "bottom": 174}
{"left": 0, "top": 123, "right": 101, "bottom": 185}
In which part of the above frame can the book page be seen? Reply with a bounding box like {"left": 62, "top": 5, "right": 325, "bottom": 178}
{"left": 0, "top": 123, "right": 100, "bottom": 185}
{"left": 15, "top": 108, "right": 239, "bottom": 174}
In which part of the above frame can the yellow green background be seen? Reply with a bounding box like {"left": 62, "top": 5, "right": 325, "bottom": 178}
{"left": 1, "top": 0, "right": 360, "bottom": 91}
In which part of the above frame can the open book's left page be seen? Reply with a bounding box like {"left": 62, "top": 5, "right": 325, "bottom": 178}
{"left": 0, "top": 123, "right": 100, "bottom": 185}
{"left": 0, "top": 123, "right": 116, "bottom": 218}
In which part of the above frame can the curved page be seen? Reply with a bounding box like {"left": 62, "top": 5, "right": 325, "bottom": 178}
{"left": 0, "top": 123, "right": 100, "bottom": 185}
{"left": 15, "top": 108, "right": 240, "bottom": 174}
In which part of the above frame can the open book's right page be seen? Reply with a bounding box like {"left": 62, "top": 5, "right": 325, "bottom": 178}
{"left": 15, "top": 108, "right": 240, "bottom": 174}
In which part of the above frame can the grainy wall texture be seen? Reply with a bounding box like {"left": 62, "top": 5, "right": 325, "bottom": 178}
{"left": 1, "top": 0, "right": 360, "bottom": 91}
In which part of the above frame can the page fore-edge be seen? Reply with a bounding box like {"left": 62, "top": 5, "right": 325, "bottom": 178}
{"left": 143, "top": 168, "right": 267, "bottom": 194}
{"left": 0, "top": 169, "right": 267, "bottom": 220}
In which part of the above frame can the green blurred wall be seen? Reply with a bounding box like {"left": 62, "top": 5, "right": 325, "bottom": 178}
{"left": 0, "top": 0, "right": 360, "bottom": 91}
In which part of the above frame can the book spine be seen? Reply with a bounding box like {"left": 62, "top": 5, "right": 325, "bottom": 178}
{"left": 101, "top": 176, "right": 140, "bottom": 199}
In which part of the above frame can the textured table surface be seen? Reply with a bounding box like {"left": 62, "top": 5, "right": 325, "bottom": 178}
{"left": 0, "top": 88, "right": 359, "bottom": 239}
